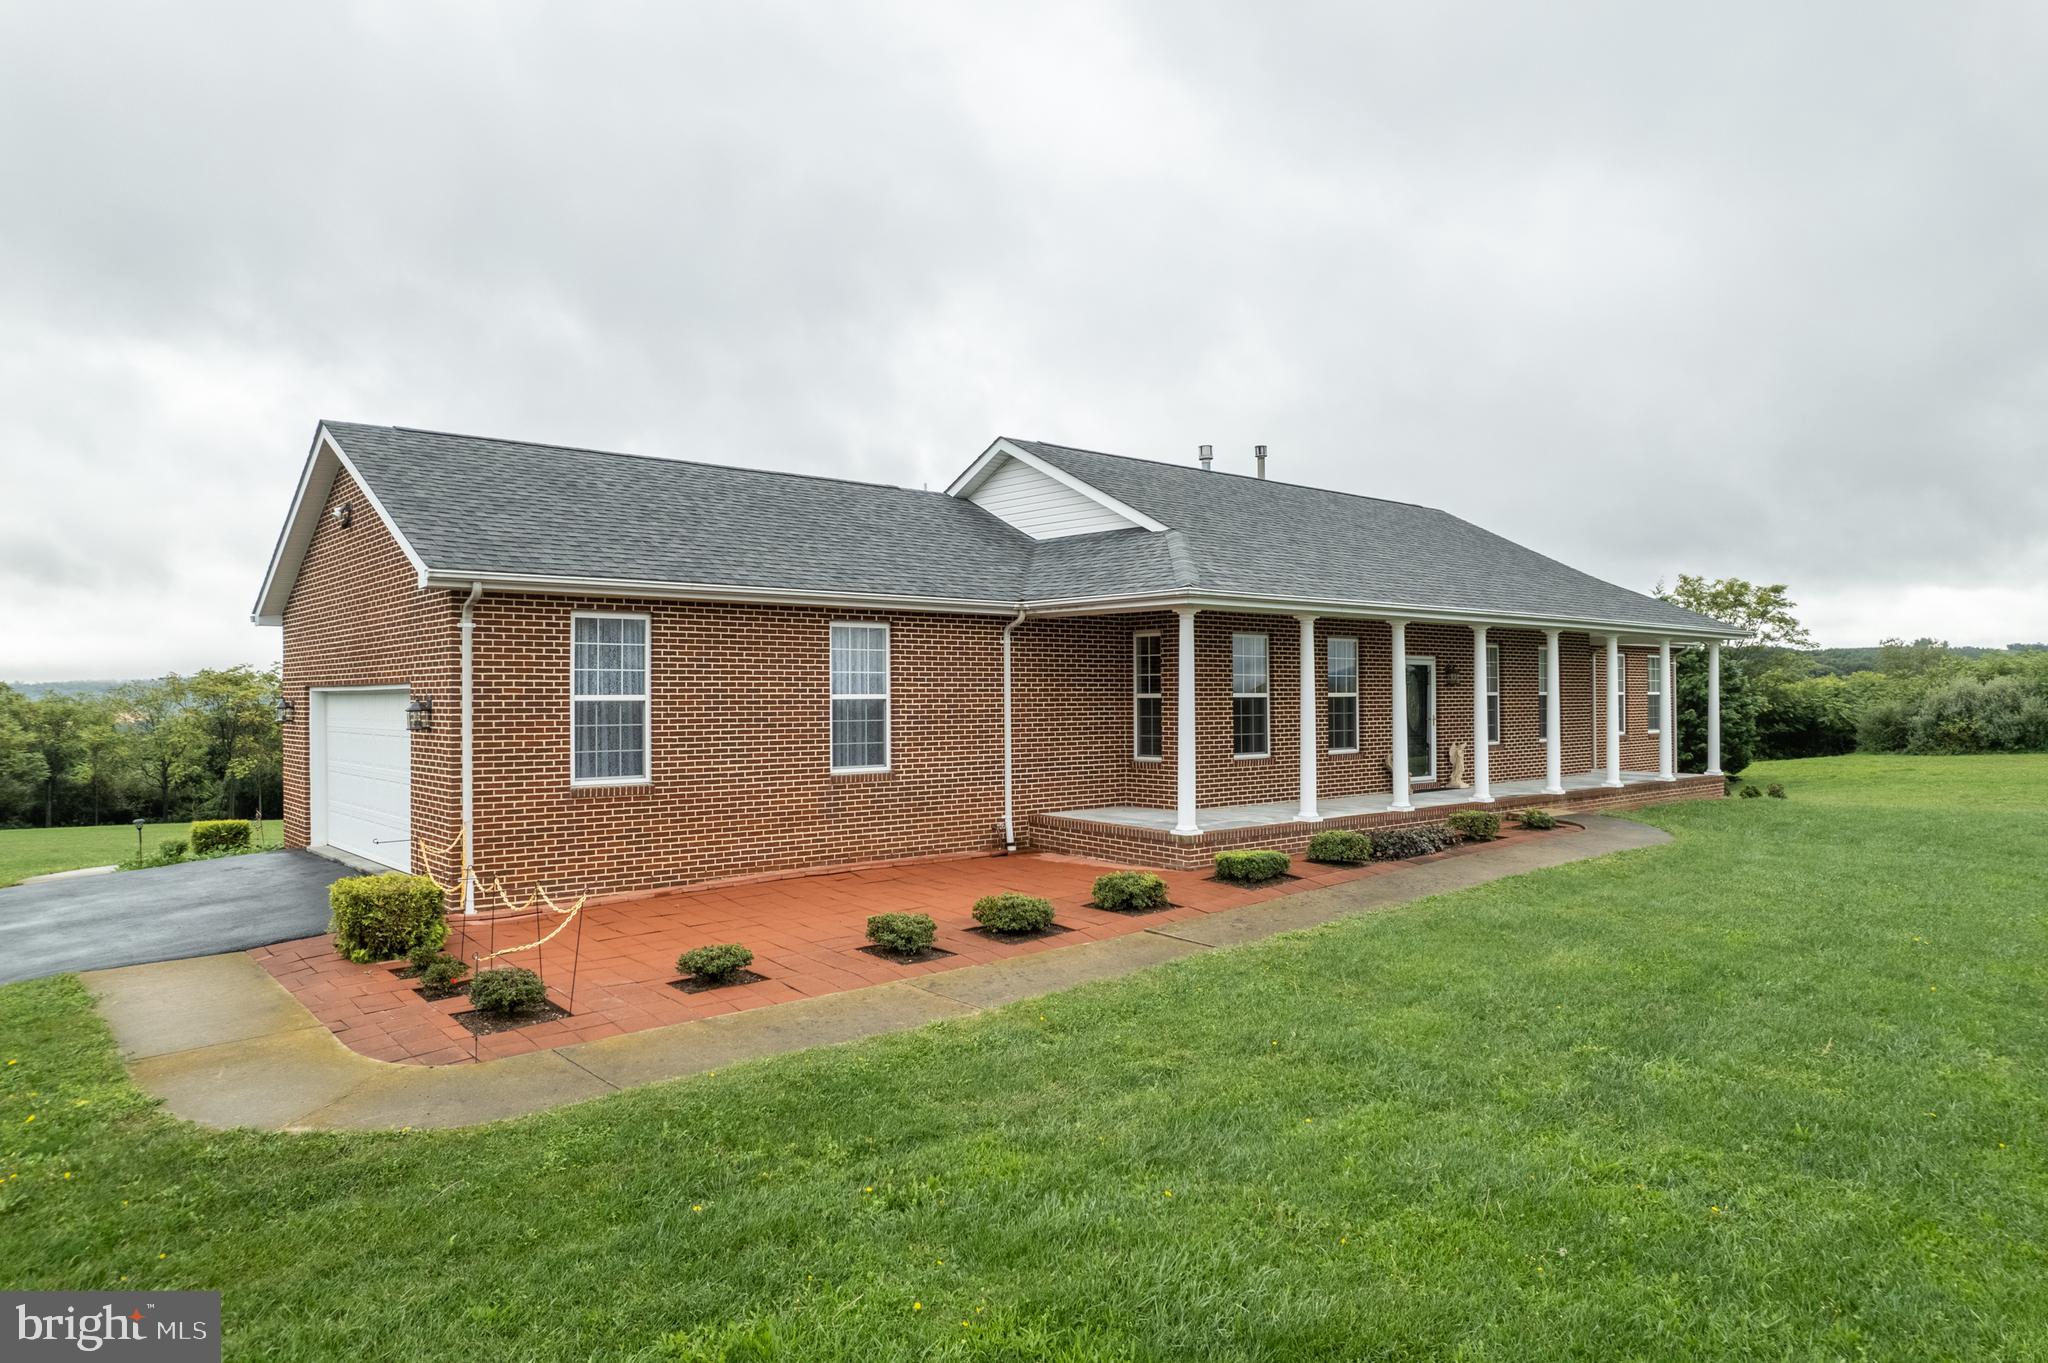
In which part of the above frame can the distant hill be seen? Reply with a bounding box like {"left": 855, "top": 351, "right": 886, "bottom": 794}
{"left": 1787, "top": 644, "right": 2047, "bottom": 676}
{"left": 4, "top": 679, "right": 144, "bottom": 698}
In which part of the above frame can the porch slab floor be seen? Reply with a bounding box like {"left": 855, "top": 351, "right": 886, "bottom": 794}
{"left": 1058, "top": 769, "right": 1670, "bottom": 832}
{"left": 85, "top": 814, "right": 1672, "bottom": 1129}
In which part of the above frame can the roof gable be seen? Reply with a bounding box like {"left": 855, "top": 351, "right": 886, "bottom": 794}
{"left": 251, "top": 425, "right": 428, "bottom": 624}
{"left": 945, "top": 439, "right": 1165, "bottom": 539}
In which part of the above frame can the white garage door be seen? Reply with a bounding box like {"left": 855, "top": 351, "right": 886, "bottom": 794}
{"left": 316, "top": 688, "right": 412, "bottom": 871}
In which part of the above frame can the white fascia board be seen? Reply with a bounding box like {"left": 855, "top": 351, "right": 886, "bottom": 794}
{"left": 945, "top": 438, "right": 1168, "bottom": 534}
{"left": 418, "top": 569, "right": 1023, "bottom": 617}
{"left": 1015, "top": 589, "right": 1749, "bottom": 641}
{"left": 249, "top": 424, "right": 433, "bottom": 625}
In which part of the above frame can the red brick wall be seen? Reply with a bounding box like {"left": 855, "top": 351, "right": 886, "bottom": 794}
{"left": 279, "top": 470, "right": 460, "bottom": 875}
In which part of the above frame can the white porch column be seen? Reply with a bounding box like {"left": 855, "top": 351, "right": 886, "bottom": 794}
{"left": 1658, "top": 637, "right": 1676, "bottom": 780}
{"left": 1389, "top": 619, "right": 1412, "bottom": 811}
{"left": 1603, "top": 635, "right": 1623, "bottom": 787}
{"left": 1706, "top": 641, "right": 1723, "bottom": 776}
{"left": 1542, "top": 627, "right": 1564, "bottom": 795}
{"left": 1295, "top": 614, "right": 1321, "bottom": 822}
{"left": 1173, "top": 607, "right": 1200, "bottom": 835}
{"left": 1470, "top": 625, "right": 1492, "bottom": 802}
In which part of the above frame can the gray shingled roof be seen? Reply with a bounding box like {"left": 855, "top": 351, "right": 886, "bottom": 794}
{"left": 1007, "top": 440, "right": 1728, "bottom": 634}
{"left": 314, "top": 422, "right": 1731, "bottom": 634}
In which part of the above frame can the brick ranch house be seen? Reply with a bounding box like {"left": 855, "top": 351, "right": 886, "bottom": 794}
{"left": 254, "top": 425, "right": 1741, "bottom": 905}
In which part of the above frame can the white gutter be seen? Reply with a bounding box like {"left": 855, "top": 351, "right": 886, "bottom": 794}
{"left": 1001, "top": 608, "right": 1028, "bottom": 851}
{"left": 458, "top": 581, "right": 483, "bottom": 914}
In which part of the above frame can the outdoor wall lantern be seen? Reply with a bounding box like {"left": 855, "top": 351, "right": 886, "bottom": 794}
{"left": 330, "top": 501, "right": 353, "bottom": 528}
{"left": 275, "top": 697, "right": 295, "bottom": 725}
{"left": 405, "top": 696, "right": 434, "bottom": 732}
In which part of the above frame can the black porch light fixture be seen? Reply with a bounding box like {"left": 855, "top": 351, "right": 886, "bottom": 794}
{"left": 275, "top": 697, "right": 295, "bottom": 725}
{"left": 405, "top": 696, "right": 434, "bottom": 732}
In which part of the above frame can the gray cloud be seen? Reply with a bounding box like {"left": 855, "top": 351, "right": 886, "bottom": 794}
{"left": 4, "top": 0, "right": 2045, "bottom": 680}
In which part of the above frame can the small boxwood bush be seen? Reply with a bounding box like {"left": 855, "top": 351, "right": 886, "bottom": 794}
{"left": 419, "top": 957, "right": 468, "bottom": 995}
{"left": 1214, "top": 849, "right": 1290, "bottom": 883}
{"left": 679, "top": 943, "right": 755, "bottom": 980}
{"left": 1370, "top": 824, "right": 1459, "bottom": 860}
{"left": 1305, "top": 829, "right": 1373, "bottom": 865}
{"left": 189, "top": 819, "right": 254, "bottom": 855}
{"left": 1514, "top": 807, "right": 1559, "bottom": 829}
{"left": 1447, "top": 810, "right": 1501, "bottom": 841}
{"left": 330, "top": 872, "right": 448, "bottom": 964}
{"left": 1766, "top": 782, "right": 1787, "bottom": 799}
{"left": 866, "top": 912, "right": 937, "bottom": 955}
{"left": 466, "top": 966, "right": 548, "bottom": 1016}
{"left": 972, "top": 893, "right": 1056, "bottom": 934}
{"left": 1092, "top": 871, "right": 1169, "bottom": 911}
{"left": 406, "top": 940, "right": 446, "bottom": 972}
{"left": 1738, "top": 783, "right": 1763, "bottom": 799}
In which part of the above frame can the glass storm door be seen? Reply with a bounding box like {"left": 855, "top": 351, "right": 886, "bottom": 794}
{"left": 1406, "top": 659, "right": 1436, "bottom": 780}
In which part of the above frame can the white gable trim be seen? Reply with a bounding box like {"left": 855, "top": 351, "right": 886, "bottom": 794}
{"left": 945, "top": 438, "right": 1167, "bottom": 535}
{"left": 250, "top": 424, "right": 430, "bottom": 625}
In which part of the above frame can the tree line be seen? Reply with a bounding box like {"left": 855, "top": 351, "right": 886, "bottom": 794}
{"left": 0, "top": 666, "right": 282, "bottom": 829}
{"left": 1659, "top": 575, "right": 2048, "bottom": 772}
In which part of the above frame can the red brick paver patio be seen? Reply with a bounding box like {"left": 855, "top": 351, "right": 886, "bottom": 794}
{"left": 251, "top": 828, "right": 1575, "bottom": 1065}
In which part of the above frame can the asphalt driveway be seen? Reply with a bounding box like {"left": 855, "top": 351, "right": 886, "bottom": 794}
{"left": 0, "top": 850, "right": 354, "bottom": 985}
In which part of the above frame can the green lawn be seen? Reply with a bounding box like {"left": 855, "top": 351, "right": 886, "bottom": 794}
{"left": 0, "top": 819, "right": 283, "bottom": 887}
{"left": 3, "top": 756, "right": 2045, "bottom": 1360}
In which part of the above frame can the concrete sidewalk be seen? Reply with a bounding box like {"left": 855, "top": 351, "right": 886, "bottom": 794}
{"left": 83, "top": 815, "right": 1671, "bottom": 1131}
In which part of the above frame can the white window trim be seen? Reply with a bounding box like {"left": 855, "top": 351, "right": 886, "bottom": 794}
{"left": 1232, "top": 631, "right": 1270, "bottom": 760}
{"left": 829, "top": 620, "right": 892, "bottom": 774}
{"left": 1327, "top": 636, "right": 1359, "bottom": 754}
{"left": 1646, "top": 653, "right": 1662, "bottom": 735}
{"left": 1536, "top": 642, "right": 1550, "bottom": 741}
{"left": 1133, "top": 630, "right": 1162, "bottom": 762}
{"left": 1485, "top": 642, "right": 1501, "bottom": 746}
{"left": 569, "top": 610, "right": 652, "bottom": 788}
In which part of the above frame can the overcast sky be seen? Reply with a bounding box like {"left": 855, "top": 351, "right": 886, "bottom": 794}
{"left": 4, "top": 2, "right": 2044, "bottom": 681}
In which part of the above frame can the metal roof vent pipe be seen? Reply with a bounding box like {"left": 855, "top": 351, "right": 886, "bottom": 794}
{"left": 1198, "top": 443, "right": 1214, "bottom": 472}
{"left": 1255, "top": 444, "right": 1268, "bottom": 479}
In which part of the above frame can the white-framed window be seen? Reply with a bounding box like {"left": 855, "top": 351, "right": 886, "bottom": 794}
{"left": 1485, "top": 643, "right": 1501, "bottom": 745}
{"left": 1647, "top": 654, "right": 1663, "bottom": 735}
{"left": 571, "top": 612, "right": 649, "bottom": 785}
{"left": 1232, "top": 632, "right": 1269, "bottom": 758}
{"left": 1614, "top": 654, "right": 1626, "bottom": 735}
{"left": 1327, "top": 637, "right": 1358, "bottom": 753}
{"left": 1537, "top": 642, "right": 1550, "bottom": 741}
{"left": 1133, "top": 632, "right": 1162, "bottom": 760}
{"left": 830, "top": 622, "right": 890, "bottom": 772}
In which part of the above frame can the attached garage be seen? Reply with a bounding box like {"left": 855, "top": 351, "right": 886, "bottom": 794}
{"left": 311, "top": 687, "right": 412, "bottom": 871}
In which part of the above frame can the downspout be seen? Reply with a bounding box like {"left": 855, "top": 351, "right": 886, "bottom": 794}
{"left": 1001, "top": 607, "right": 1028, "bottom": 852}
{"left": 459, "top": 581, "right": 483, "bottom": 913}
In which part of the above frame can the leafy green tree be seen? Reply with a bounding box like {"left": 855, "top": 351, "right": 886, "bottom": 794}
{"left": 1877, "top": 637, "right": 1954, "bottom": 679}
{"left": 185, "top": 666, "right": 281, "bottom": 818}
{"left": 19, "top": 693, "right": 86, "bottom": 827}
{"left": 117, "top": 675, "right": 206, "bottom": 818}
{"left": 0, "top": 686, "right": 52, "bottom": 827}
{"left": 1658, "top": 575, "right": 1815, "bottom": 650}
{"left": 75, "top": 699, "right": 132, "bottom": 825}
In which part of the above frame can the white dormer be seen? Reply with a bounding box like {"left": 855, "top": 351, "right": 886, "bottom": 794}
{"left": 947, "top": 438, "right": 1166, "bottom": 540}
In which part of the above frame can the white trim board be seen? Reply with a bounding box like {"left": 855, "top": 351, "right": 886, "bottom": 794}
{"left": 945, "top": 439, "right": 1167, "bottom": 537}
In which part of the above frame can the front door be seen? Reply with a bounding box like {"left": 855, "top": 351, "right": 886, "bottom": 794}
{"left": 1406, "top": 658, "right": 1436, "bottom": 781}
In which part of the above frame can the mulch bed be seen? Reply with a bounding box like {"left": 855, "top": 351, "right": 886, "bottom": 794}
{"left": 449, "top": 1000, "right": 573, "bottom": 1036}
{"left": 389, "top": 963, "right": 424, "bottom": 980}
{"left": 964, "top": 923, "right": 1077, "bottom": 944}
{"left": 668, "top": 969, "right": 770, "bottom": 995}
{"left": 857, "top": 944, "right": 957, "bottom": 965}
{"left": 413, "top": 982, "right": 470, "bottom": 1002}
{"left": 1084, "top": 898, "right": 1181, "bottom": 915}
{"left": 1205, "top": 872, "right": 1303, "bottom": 886}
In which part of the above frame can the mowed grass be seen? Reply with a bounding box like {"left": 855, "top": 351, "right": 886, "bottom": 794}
{"left": 0, "top": 819, "right": 282, "bottom": 887}
{"left": 4, "top": 757, "right": 2046, "bottom": 1360}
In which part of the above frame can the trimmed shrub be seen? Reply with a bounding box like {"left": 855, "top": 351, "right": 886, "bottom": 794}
{"left": 419, "top": 957, "right": 468, "bottom": 995}
{"left": 1513, "top": 808, "right": 1558, "bottom": 830}
{"left": 679, "top": 943, "right": 755, "bottom": 980}
{"left": 189, "top": 819, "right": 254, "bottom": 855}
{"left": 1214, "top": 849, "right": 1290, "bottom": 883}
{"left": 1092, "top": 871, "right": 1169, "bottom": 911}
{"left": 406, "top": 940, "right": 446, "bottom": 972}
{"left": 1766, "top": 782, "right": 1787, "bottom": 799}
{"left": 1305, "top": 829, "right": 1373, "bottom": 865}
{"left": 1370, "top": 825, "right": 1460, "bottom": 860}
{"left": 972, "top": 893, "right": 1056, "bottom": 934}
{"left": 866, "top": 912, "right": 937, "bottom": 955}
{"left": 1447, "top": 810, "right": 1501, "bottom": 841}
{"left": 466, "top": 966, "right": 547, "bottom": 1016}
{"left": 1739, "top": 783, "right": 1763, "bottom": 799}
{"left": 330, "top": 872, "right": 448, "bottom": 964}
{"left": 119, "top": 838, "right": 187, "bottom": 871}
